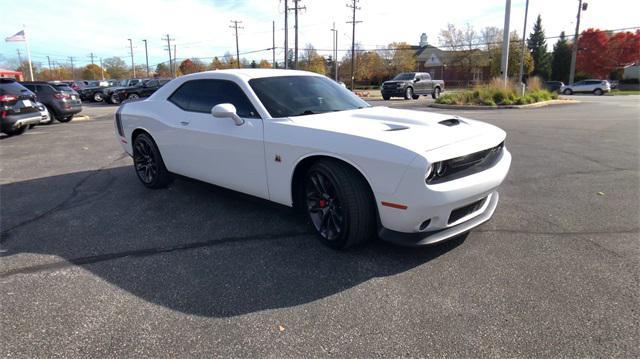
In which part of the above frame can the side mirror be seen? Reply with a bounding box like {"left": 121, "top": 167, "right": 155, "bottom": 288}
{"left": 211, "top": 103, "right": 244, "bottom": 126}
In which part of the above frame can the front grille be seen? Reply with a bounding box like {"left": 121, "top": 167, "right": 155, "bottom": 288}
{"left": 448, "top": 197, "right": 486, "bottom": 224}
{"left": 426, "top": 142, "right": 504, "bottom": 184}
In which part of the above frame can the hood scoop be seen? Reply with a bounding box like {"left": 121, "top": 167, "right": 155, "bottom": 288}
{"left": 439, "top": 118, "right": 465, "bottom": 127}
{"left": 383, "top": 123, "right": 410, "bottom": 131}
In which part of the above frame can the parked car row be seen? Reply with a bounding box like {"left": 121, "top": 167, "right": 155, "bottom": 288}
{"left": 78, "top": 78, "right": 170, "bottom": 104}
{"left": 1, "top": 79, "right": 53, "bottom": 136}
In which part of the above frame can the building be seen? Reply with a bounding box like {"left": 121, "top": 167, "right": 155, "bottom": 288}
{"left": 413, "top": 34, "right": 491, "bottom": 87}
{"left": 0, "top": 69, "right": 23, "bottom": 81}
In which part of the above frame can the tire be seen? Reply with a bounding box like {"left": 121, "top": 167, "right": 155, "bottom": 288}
{"left": 563, "top": 88, "right": 573, "bottom": 95}
{"left": 593, "top": 88, "right": 603, "bottom": 96}
{"left": 432, "top": 87, "right": 441, "bottom": 99}
{"left": 303, "top": 159, "right": 375, "bottom": 249}
{"left": 110, "top": 94, "right": 121, "bottom": 105}
{"left": 93, "top": 92, "right": 104, "bottom": 102}
{"left": 404, "top": 87, "right": 413, "bottom": 100}
{"left": 2, "top": 126, "right": 26, "bottom": 136}
{"left": 412, "top": 94, "right": 420, "bottom": 100}
{"left": 57, "top": 115, "right": 73, "bottom": 123}
{"left": 382, "top": 95, "right": 390, "bottom": 101}
{"left": 132, "top": 132, "right": 173, "bottom": 189}
{"left": 127, "top": 93, "right": 140, "bottom": 100}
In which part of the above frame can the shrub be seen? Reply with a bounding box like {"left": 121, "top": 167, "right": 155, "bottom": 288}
{"left": 527, "top": 76, "right": 544, "bottom": 91}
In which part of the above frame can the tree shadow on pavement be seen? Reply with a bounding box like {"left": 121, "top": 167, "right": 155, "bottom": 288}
{"left": 0, "top": 166, "right": 465, "bottom": 317}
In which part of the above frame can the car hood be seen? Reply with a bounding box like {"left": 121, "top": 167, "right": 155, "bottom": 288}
{"left": 382, "top": 80, "right": 410, "bottom": 85}
{"left": 287, "top": 107, "right": 505, "bottom": 153}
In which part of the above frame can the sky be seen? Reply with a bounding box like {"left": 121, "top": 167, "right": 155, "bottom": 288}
{"left": 1, "top": 0, "right": 638, "bottom": 70}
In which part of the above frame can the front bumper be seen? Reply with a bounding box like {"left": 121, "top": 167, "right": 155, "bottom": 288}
{"left": 381, "top": 88, "right": 406, "bottom": 97}
{"left": 379, "top": 191, "right": 499, "bottom": 246}
{"left": 376, "top": 146, "right": 511, "bottom": 246}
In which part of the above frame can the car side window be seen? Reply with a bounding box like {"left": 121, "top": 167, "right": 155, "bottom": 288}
{"left": 146, "top": 80, "right": 159, "bottom": 87}
{"left": 424, "top": 73, "right": 431, "bottom": 80}
{"left": 23, "top": 84, "right": 36, "bottom": 92}
{"left": 168, "top": 79, "right": 259, "bottom": 118}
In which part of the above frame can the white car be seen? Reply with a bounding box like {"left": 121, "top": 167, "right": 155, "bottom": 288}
{"left": 35, "top": 101, "right": 53, "bottom": 125}
{"left": 561, "top": 79, "right": 611, "bottom": 95}
{"left": 115, "top": 69, "right": 511, "bottom": 249}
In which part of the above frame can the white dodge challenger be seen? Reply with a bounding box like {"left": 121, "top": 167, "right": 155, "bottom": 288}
{"left": 115, "top": 69, "right": 511, "bottom": 249}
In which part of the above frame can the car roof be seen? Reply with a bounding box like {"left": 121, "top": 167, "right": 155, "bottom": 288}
{"left": 182, "top": 69, "right": 321, "bottom": 81}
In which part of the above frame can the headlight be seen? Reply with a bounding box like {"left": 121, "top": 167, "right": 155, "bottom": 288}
{"left": 425, "top": 161, "right": 446, "bottom": 184}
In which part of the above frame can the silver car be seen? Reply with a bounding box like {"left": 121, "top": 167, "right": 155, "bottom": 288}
{"left": 561, "top": 79, "right": 611, "bottom": 95}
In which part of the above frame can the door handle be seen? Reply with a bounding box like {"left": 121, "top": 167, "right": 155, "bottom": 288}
{"left": 180, "top": 121, "right": 189, "bottom": 126}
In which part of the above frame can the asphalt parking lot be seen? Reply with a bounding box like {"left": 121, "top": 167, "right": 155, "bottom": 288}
{"left": 1, "top": 96, "right": 639, "bottom": 357}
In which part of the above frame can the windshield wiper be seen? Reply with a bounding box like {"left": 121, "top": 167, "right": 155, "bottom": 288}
{"left": 295, "top": 110, "right": 316, "bottom": 116}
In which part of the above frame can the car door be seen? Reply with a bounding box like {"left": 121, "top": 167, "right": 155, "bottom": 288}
{"left": 572, "top": 81, "right": 586, "bottom": 92}
{"left": 414, "top": 74, "right": 425, "bottom": 94}
{"left": 163, "top": 79, "right": 269, "bottom": 199}
{"left": 422, "top": 73, "right": 433, "bottom": 94}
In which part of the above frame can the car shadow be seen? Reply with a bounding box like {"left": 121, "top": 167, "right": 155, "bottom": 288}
{"left": 0, "top": 166, "right": 466, "bottom": 317}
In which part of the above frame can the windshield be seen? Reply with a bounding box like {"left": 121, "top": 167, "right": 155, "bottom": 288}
{"left": 51, "top": 84, "right": 74, "bottom": 92}
{"left": 393, "top": 73, "right": 416, "bottom": 81}
{"left": 249, "top": 76, "right": 370, "bottom": 117}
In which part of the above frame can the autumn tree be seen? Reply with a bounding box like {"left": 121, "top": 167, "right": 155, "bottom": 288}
{"left": 388, "top": 42, "right": 416, "bottom": 74}
{"left": 103, "top": 57, "right": 129, "bottom": 79}
{"left": 258, "top": 59, "right": 272, "bottom": 68}
{"left": 81, "top": 64, "right": 104, "bottom": 80}
{"left": 439, "top": 23, "right": 478, "bottom": 81}
{"left": 355, "top": 51, "right": 386, "bottom": 84}
{"left": 179, "top": 58, "right": 206, "bottom": 74}
{"left": 155, "top": 63, "right": 172, "bottom": 77}
{"left": 489, "top": 32, "right": 533, "bottom": 78}
{"left": 576, "top": 29, "right": 610, "bottom": 78}
{"left": 527, "top": 15, "right": 551, "bottom": 80}
{"left": 299, "top": 45, "right": 326, "bottom": 75}
{"left": 551, "top": 32, "right": 572, "bottom": 82}
{"left": 606, "top": 30, "right": 640, "bottom": 70}
{"left": 208, "top": 56, "right": 225, "bottom": 70}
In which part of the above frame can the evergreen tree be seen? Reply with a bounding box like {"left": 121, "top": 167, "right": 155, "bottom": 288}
{"left": 527, "top": 15, "right": 551, "bottom": 79}
{"left": 551, "top": 32, "right": 572, "bottom": 83}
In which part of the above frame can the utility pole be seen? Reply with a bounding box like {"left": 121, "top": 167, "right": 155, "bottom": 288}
{"left": 46, "top": 55, "right": 52, "bottom": 74}
{"left": 162, "top": 34, "right": 174, "bottom": 78}
{"left": 127, "top": 38, "right": 136, "bottom": 77}
{"left": 500, "top": 0, "right": 511, "bottom": 86}
{"left": 16, "top": 49, "right": 23, "bottom": 66}
{"left": 284, "top": 0, "right": 289, "bottom": 69}
{"left": 69, "top": 56, "right": 75, "bottom": 80}
{"left": 569, "top": 0, "right": 587, "bottom": 84}
{"left": 272, "top": 21, "right": 276, "bottom": 68}
{"left": 346, "top": 0, "right": 362, "bottom": 90}
{"left": 88, "top": 52, "right": 95, "bottom": 65}
{"left": 230, "top": 20, "right": 243, "bottom": 68}
{"left": 142, "top": 39, "right": 150, "bottom": 77}
{"left": 99, "top": 58, "right": 104, "bottom": 80}
{"left": 290, "top": 0, "right": 305, "bottom": 69}
{"left": 518, "top": 0, "right": 529, "bottom": 89}
{"left": 331, "top": 22, "right": 338, "bottom": 81}
{"left": 173, "top": 44, "right": 177, "bottom": 77}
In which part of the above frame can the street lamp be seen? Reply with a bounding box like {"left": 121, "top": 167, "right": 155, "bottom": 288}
{"left": 569, "top": 0, "right": 588, "bottom": 84}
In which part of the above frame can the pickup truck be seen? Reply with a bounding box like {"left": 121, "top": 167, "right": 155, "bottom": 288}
{"left": 77, "top": 80, "right": 119, "bottom": 102}
{"left": 381, "top": 72, "right": 444, "bottom": 100}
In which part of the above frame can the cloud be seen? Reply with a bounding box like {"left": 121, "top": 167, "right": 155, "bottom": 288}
{"left": 1, "top": 0, "right": 638, "bottom": 69}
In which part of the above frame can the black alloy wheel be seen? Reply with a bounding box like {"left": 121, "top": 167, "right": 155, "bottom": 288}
{"left": 132, "top": 133, "right": 173, "bottom": 189}
{"left": 305, "top": 171, "right": 345, "bottom": 241}
{"left": 303, "top": 160, "right": 375, "bottom": 249}
{"left": 93, "top": 92, "right": 104, "bottom": 102}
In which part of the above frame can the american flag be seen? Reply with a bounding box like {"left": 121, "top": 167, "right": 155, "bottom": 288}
{"left": 5, "top": 30, "right": 26, "bottom": 42}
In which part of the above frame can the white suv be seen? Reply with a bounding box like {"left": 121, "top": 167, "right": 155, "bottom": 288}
{"left": 561, "top": 79, "right": 611, "bottom": 95}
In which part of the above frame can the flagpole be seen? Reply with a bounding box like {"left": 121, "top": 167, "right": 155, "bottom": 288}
{"left": 23, "top": 25, "right": 34, "bottom": 81}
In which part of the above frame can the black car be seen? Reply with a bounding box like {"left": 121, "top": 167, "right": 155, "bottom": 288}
{"left": 110, "top": 78, "right": 170, "bottom": 104}
{"left": 78, "top": 80, "right": 118, "bottom": 102}
{"left": 545, "top": 81, "right": 564, "bottom": 93}
{"left": 103, "top": 79, "right": 145, "bottom": 104}
{"left": 0, "top": 79, "right": 41, "bottom": 136}
{"left": 21, "top": 81, "right": 82, "bottom": 122}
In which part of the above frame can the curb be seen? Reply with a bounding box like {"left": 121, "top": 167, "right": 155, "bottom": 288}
{"left": 72, "top": 115, "right": 91, "bottom": 122}
{"left": 428, "top": 99, "right": 579, "bottom": 110}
